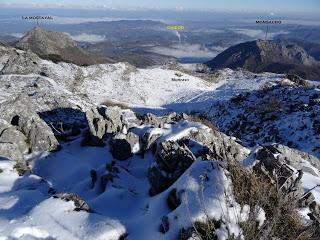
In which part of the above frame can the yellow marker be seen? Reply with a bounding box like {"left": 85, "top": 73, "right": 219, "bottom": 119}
{"left": 167, "top": 25, "right": 185, "bottom": 30}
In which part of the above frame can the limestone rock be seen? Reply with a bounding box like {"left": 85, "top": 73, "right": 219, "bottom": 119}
{"left": 111, "top": 132, "right": 140, "bottom": 161}
{"left": 149, "top": 141, "right": 196, "bottom": 195}
{"left": 189, "top": 128, "right": 248, "bottom": 162}
{"left": 0, "top": 119, "right": 29, "bottom": 161}
{"left": 0, "top": 94, "right": 59, "bottom": 152}
{"left": 85, "top": 106, "right": 124, "bottom": 146}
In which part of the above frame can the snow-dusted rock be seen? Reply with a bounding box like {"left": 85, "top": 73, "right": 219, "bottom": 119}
{"left": 53, "top": 193, "right": 91, "bottom": 212}
{"left": 149, "top": 141, "right": 196, "bottom": 195}
{"left": 189, "top": 128, "right": 249, "bottom": 162}
{"left": 207, "top": 82, "right": 320, "bottom": 158}
{"left": 85, "top": 106, "right": 124, "bottom": 146}
{"left": 0, "top": 94, "right": 59, "bottom": 152}
{"left": 140, "top": 113, "right": 163, "bottom": 128}
{"left": 141, "top": 129, "right": 163, "bottom": 152}
{"left": 0, "top": 119, "right": 29, "bottom": 161}
{"left": 111, "top": 132, "right": 140, "bottom": 161}
{"left": 0, "top": 44, "right": 41, "bottom": 75}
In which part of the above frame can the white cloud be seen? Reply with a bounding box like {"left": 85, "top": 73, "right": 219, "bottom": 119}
{"left": 10, "top": 33, "right": 24, "bottom": 38}
{"left": 67, "top": 33, "right": 106, "bottom": 43}
{"left": 149, "top": 44, "right": 224, "bottom": 59}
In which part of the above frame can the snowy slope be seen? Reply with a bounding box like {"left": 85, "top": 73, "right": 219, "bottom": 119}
{"left": 1, "top": 45, "right": 320, "bottom": 240}
{"left": 0, "top": 121, "right": 251, "bottom": 240}
{"left": 1, "top": 52, "right": 284, "bottom": 112}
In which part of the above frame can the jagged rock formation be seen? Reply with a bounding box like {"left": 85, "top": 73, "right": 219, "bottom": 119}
{"left": 0, "top": 94, "right": 59, "bottom": 155}
{"left": 15, "top": 27, "right": 114, "bottom": 66}
{"left": 149, "top": 141, "right": 197, "bottom": 195}
{"left": 0, "top": 119, "right": 29, "bottom": 161}
{"left": 1, "top": 101, "right": 320, "bottom": 239}
{"left": 84, "top": 106, "right": 134, "bottom": 146}
{"left": 53, "top": 193, "right": 92, "bottom": 212}
{"left": 187, "top": 128, "right": 249, "bottom": 162}
{"left": 206, "top": 40, "right": 320, "bottom": 80}
{"left": 0, "top": 44, "right": 41, "bottom": 75}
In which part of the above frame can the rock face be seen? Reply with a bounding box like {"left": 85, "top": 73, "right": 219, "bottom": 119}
{"left": 188, "top": 128, "right": 249, "bottom": 163}
{"left": 206, "top": 40, "right": 320, "bottom": 80}
{"left": 15, "top": 27, "right": 113, "bottom": 66}
{"left": 0, "top": 44, "right": 41, "bottom": 75}
{"left": 85, "top": 106, "right": 125, "bottom": 146}
{"left": 148, "top": 141, "right": 196, "bottom": 195}
{"left": 0, "top": 95, "right": 59, "bottom": 153}
{"left": 0, "top": 119, "right": 29, "bottom": 161}
{"left": 254, "top": 146, "right": 304, "bottom": 198}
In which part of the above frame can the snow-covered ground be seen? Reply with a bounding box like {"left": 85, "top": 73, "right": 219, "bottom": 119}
{"left": 0, "top": 57, "right": 284, "bottom": 113}
{"left": 1, "top": 48, "right": 319, "bottom": 240}
{"left": 0, "top": 121, "right": 252, "bottom": 240}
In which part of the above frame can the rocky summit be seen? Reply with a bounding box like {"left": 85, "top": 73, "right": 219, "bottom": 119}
{"left": 0, "top": 32, "right": 320, "bottom": 240}
{"left": 206, "top": 40, "right": 320, "bottom": 80}
{"left": 14, "top": 27, "right": 114, "bottom": 66}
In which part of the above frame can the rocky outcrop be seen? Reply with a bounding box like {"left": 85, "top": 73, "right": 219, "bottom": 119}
{"left": 15, "top": 27, "right": 113, "bottom": 66}
{"left": 188, "top": 128, "right": 249, "bottom": 162}
{"left": 141, "top": 129, "right": 163, "bottom": 152}
{"left": 254, "top": 146, "right": 304, "bottom": 198}
{"left": 0, "top": 94, "right": 59, "bottom": 153}
{"left": 207, "top": 81, "right": 320, "bottom": 158}
{"left": 0, "top": 119, "right": 29, "bottom": 160}
{"left": 111, "top": 132, "right": 140, "bottom": 161}
{"left": 53, "top": 193, "right": 91, "bottom": 212}
{"left": 0, "top": 44, "right": 41, "bottom": 75}
{"left": 269, "top": 144, "right": 320, "bottom": 176}
{"left": 148, "top": 141, "right": 196, "bottom": 195}
{"left": 139, "top": 113, "right": 163, "bottom": 128}
{"left": 250, "top": 144, "right": 320, "bottom": 228}
{"left": 85, "top": 106, "right": 125, "bottom": 146}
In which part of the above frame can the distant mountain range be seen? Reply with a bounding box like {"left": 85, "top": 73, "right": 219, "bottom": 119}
{"left": 206, "top": 39, "right": 320, "bottom": 80}
{"left": 13, "top": 27, "right": 114, "bottom": 66}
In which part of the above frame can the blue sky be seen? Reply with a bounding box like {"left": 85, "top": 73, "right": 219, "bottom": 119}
{"left": 1, "top": 0, "right": 320, "bottom": 13}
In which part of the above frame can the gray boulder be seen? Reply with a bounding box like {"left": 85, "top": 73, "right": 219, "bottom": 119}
{"left": 0, "top": 44, "right": 41, "bottom": 75}
{"left": 161, "top": 112, "right": 182, "bottom": 124}
{"left": 269, "top": 144, "right": 320, "bottom": 175}
{"left": 85, "top": 106, "right": 124, "bottom": 146}
{"left": 189, "top": 128, "right": 248, "bottom": 162}
{"left": 0, "top": 94, "right": 59, "bottom": 152}
{"left": 0, "top": 119, "right": 29, "bottom": 160}
{"left": 140, "top": 113, "right": 163, "bottom": 128}
{"left": 111, "top": 132, "right": 140, "bottom": 161}
{"left": 156, "top": 141, "right": 196, "bottom": 173}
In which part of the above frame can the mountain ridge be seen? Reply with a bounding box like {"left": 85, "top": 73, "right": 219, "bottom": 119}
{"left": 14, "top": 27, "right": 114, "bottom": 66}
{"left": 206, "top": 39, "right": 320, "bottom": 80}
